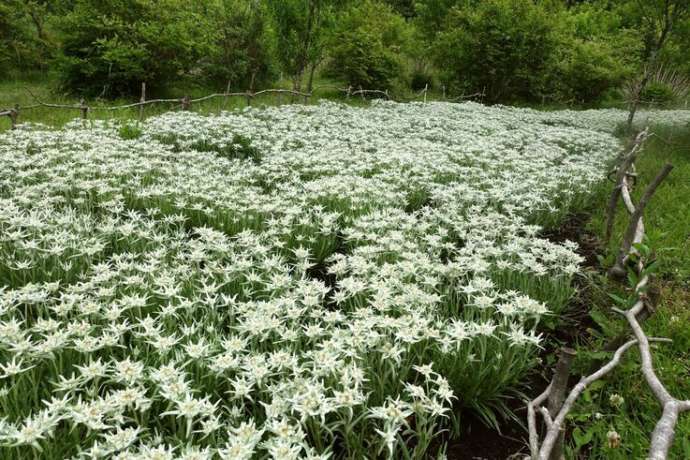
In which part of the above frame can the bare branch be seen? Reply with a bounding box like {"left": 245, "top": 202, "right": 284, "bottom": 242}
{"left": 610, "top": 163, "right": 673, "bottom": 277}
{"left": 604, "top": 128, "right": 650, "bottom": 245}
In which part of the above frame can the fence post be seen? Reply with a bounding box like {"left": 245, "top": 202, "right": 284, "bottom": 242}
{"left": 139, "top": 83, "right": 146, "bottom": 121}
{"left": 547, "top": 347, "right": 577, "bottom": 460}
{"left": 181, "top": 95, "right": 191, "bottom": 111}
{"left": 359, "top": 86, "right": 365, "bottom": 101}
{"left": 442, "top": 85, "right": 446, "bottom": 100}
{"left": 346, "top": 86, "right": 352, "bottom": 100}
{"left": 424, "top": 83, "right": 428, "bottom": 103}
{"left": 9, "top": 104, "right": 19, "bottom": 130}
{"left": 246, "top": 91, "right": 252, "bottom": 107}
{"left": 222, "top": 80, "right": 231, "bottom": 112}
{"left": 79, "top": 99, "right": 89, "bottom": 119}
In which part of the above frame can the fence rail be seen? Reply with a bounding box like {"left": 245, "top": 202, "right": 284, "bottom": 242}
{"left": 1, "top": 83, "right": 487, "bottom": 130}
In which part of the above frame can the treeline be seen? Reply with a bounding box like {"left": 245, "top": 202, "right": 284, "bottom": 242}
{"left": 1, "top": 0, "right": 689, "bottom": 105}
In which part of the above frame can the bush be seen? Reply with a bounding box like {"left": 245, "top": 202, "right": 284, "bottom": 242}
{"left": 199, "top": 1, "right": 275, "bottom": 90}
{"left": 0, "top": 1, "right": 49, "bottom": 75}
{"left": 434, "top": 0, "right": 556, "bottom": 103}
{"left": 325, "top": 1, "right": 409, "bottom": 90}
{"left": 55, "top": 0, "right": 213, "bottom": 97}
{"left": 640, "top": 81, "right": 679, "bottom": 107}
{"left": 555, "top": 39, "right": 631, "bottom": 104}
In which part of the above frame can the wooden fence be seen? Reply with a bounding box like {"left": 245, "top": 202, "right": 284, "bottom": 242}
{"left": 0, "top": 83, "right": 486, "bottom": 130}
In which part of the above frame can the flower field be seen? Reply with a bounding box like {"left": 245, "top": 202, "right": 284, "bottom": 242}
{"left": 0, "top": 101, "right": 688, "bottom": 460}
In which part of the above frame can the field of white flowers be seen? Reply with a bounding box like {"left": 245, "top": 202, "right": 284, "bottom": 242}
{"left": 1, "top": 101, "right": 689, "bottom": 460}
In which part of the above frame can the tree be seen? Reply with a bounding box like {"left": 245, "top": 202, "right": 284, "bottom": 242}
{"left": 626, "top": 0, "right": 689, "bottom": 127}
{"left": 203, "top": 0, "right": 274, "bottom": 91}
{"left": 325, "top": 0, "right": 409, "bottom": 90}
{"left": 55, "top": 0, "right": 214, "bottom": 97}
{"left": 0, "top": 0, "right": 53, "bottom": 75}
{"left": 434, "top": 0, "right": 557, "bottom": 103}
{"left": 266, "top": 0, "right": 342, "bottom": 93}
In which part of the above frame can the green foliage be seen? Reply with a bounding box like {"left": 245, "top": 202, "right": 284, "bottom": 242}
{"left": 325, "top": 1, "right": 409, "bottom": 90}
{"left": 434, "top": 0, "right": 557, "bottom": 102}
{"left": 55, "top": 0, "right": 214, "bottom": 97}
{"left": 118, "top": 122, "right": 143, "bottom": 140}
{"left": 555, "top": 39, "right": 632, "bottom": 104}
{"left": 639, "top": 81, "right": 679, "bottom": 107}
{"left": 266, "top": 0, "right": 339, "bottom": 91}
{"left": 2, "top": 0, "right": 690, "bottom": 106}
{"left": 200, "top": 0, "right": 275, "bottom": 90}
{"left": 0, "top": 1, "right": 51, "bottom": 76}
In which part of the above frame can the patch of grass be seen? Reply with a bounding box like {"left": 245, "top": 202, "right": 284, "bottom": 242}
{"left": 567, "top": 123, "right": 690, "bottom": 459}
{"left": 0, "top": 76, "right": 379, "bottom": 132}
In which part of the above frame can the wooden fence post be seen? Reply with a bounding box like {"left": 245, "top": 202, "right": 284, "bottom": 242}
{"left": 79, "top": 99, "right": 89, "bottom": 119}
{"left": 547, "top": 348, "right": 577, "bottom": 460}
{"left": 139, "top": 83, "right": 146, "bottom": 121}
{"left": 222, "top": 80, "right": 231, "bottom": 112}
{"left": 346, "top": 86, "right": 352, "bottom": 100}
{"left": 246, "top": 91, "right": 252, "bottom": 107}
{"left": 9, "top": 104, "right": 19, "bottom": 130}
{"left": 181, "top": 95, "right": 191, "bottom": 111}
{"left": 424, "top": 83, "right": 428, "bottom": 103}
{"left": 359, "top": 86, "right": 365, "bottom": 101}
{"left": 442, "top": 85, "right": 446, "bottom": 100}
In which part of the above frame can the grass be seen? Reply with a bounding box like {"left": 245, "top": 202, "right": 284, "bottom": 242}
{"left": 564, "top": 123, "right": 690, "bottom": 459}
{"left": 0, "top": 76, "right": 383, "bottom": 132}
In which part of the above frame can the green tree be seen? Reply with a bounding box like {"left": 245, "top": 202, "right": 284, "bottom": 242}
{"left": 434, "top": 0, "right": 557, "bottom": 103}
{"left": 55, "top": 0, "right": 214, "bottom": 97}
{"left": 266, "top": 0, "right": 343, "bottom": 93}
{"left": 624, "top": 0, "right": 689, "bottom": 126}
{"left": 325, "top": 0, "right": 410, "bottom": 90}
{"left": 0, "top": 0, "right": 53, "bottom": 76}
{"left": 202, "top": 0, "right": 274, "bottom": 91}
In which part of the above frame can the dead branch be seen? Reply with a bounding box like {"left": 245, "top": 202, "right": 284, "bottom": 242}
{"left": 610, "top": 163, "right": 673, "bottom": 278}
{"left": 529, "top": 133, "right": 685, "bottom": 459}
{"left": 529, "top": 337, "right": 671, "bottom": 460}
{"left": 546, "top": 348, "right": 577, "bottom": 460}
{"left": 604, "top": 127, "right": 650, "bottom": 245}
{"left": 612, "top": 279, "right": 690, "bottom": 460}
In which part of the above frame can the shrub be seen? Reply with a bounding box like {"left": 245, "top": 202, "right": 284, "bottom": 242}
{"left": 640, "top": 81, "right": 679, "bottom": 107}
{"left": 0, "top": 1, "right": 49, "bottom": 75}
{"left": 555, "top": 39, "right": 631, "bottom": 104}
{"left": 200, "top": 0, "right": 275, "bottom": 90}
{"left": 55, "top": 0, "right": 213, "bottom": 97}
{"left": 434, "top": 0, "right": 556, "bottom": 103}
{"left": 325, "top": 1, "right": 409, "bottom": 90}
{"left": 119, "top": 123, "right": 143, "bottom": 140}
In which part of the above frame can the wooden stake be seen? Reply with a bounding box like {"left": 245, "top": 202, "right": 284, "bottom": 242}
{"left": 547, "top": 348, "right": 576, "bottom": 460}
{"left": 181, "top": 95, "right": 191, "bottom": 111}
{"left": 9, "top": 104, "right": 19, "bottom": 130}
{"left": 139, "top": 82, "right": 146, "bottom": 121}
{"left": 79, "top": 99, "right": 88, "bottom": 119}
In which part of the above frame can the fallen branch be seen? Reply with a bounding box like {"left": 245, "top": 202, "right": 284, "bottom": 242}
{"left": 528, "top": 129, "right": 686, "bottom": 460}
{"left": 604, "top": 127, "right": 650, "bottom": 245}
{"left": 613, "top": 282, "right": 690, "bottom": 460}
{"left": 529, "top": 338, "right": 672, "bottom": 460}
{"left": 610, "top": 163, "right": 673, "bottom": 278}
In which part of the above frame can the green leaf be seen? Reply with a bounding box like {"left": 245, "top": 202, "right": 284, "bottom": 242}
{"left": 573, "top": 426, "right": 594, "bottom": 449}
